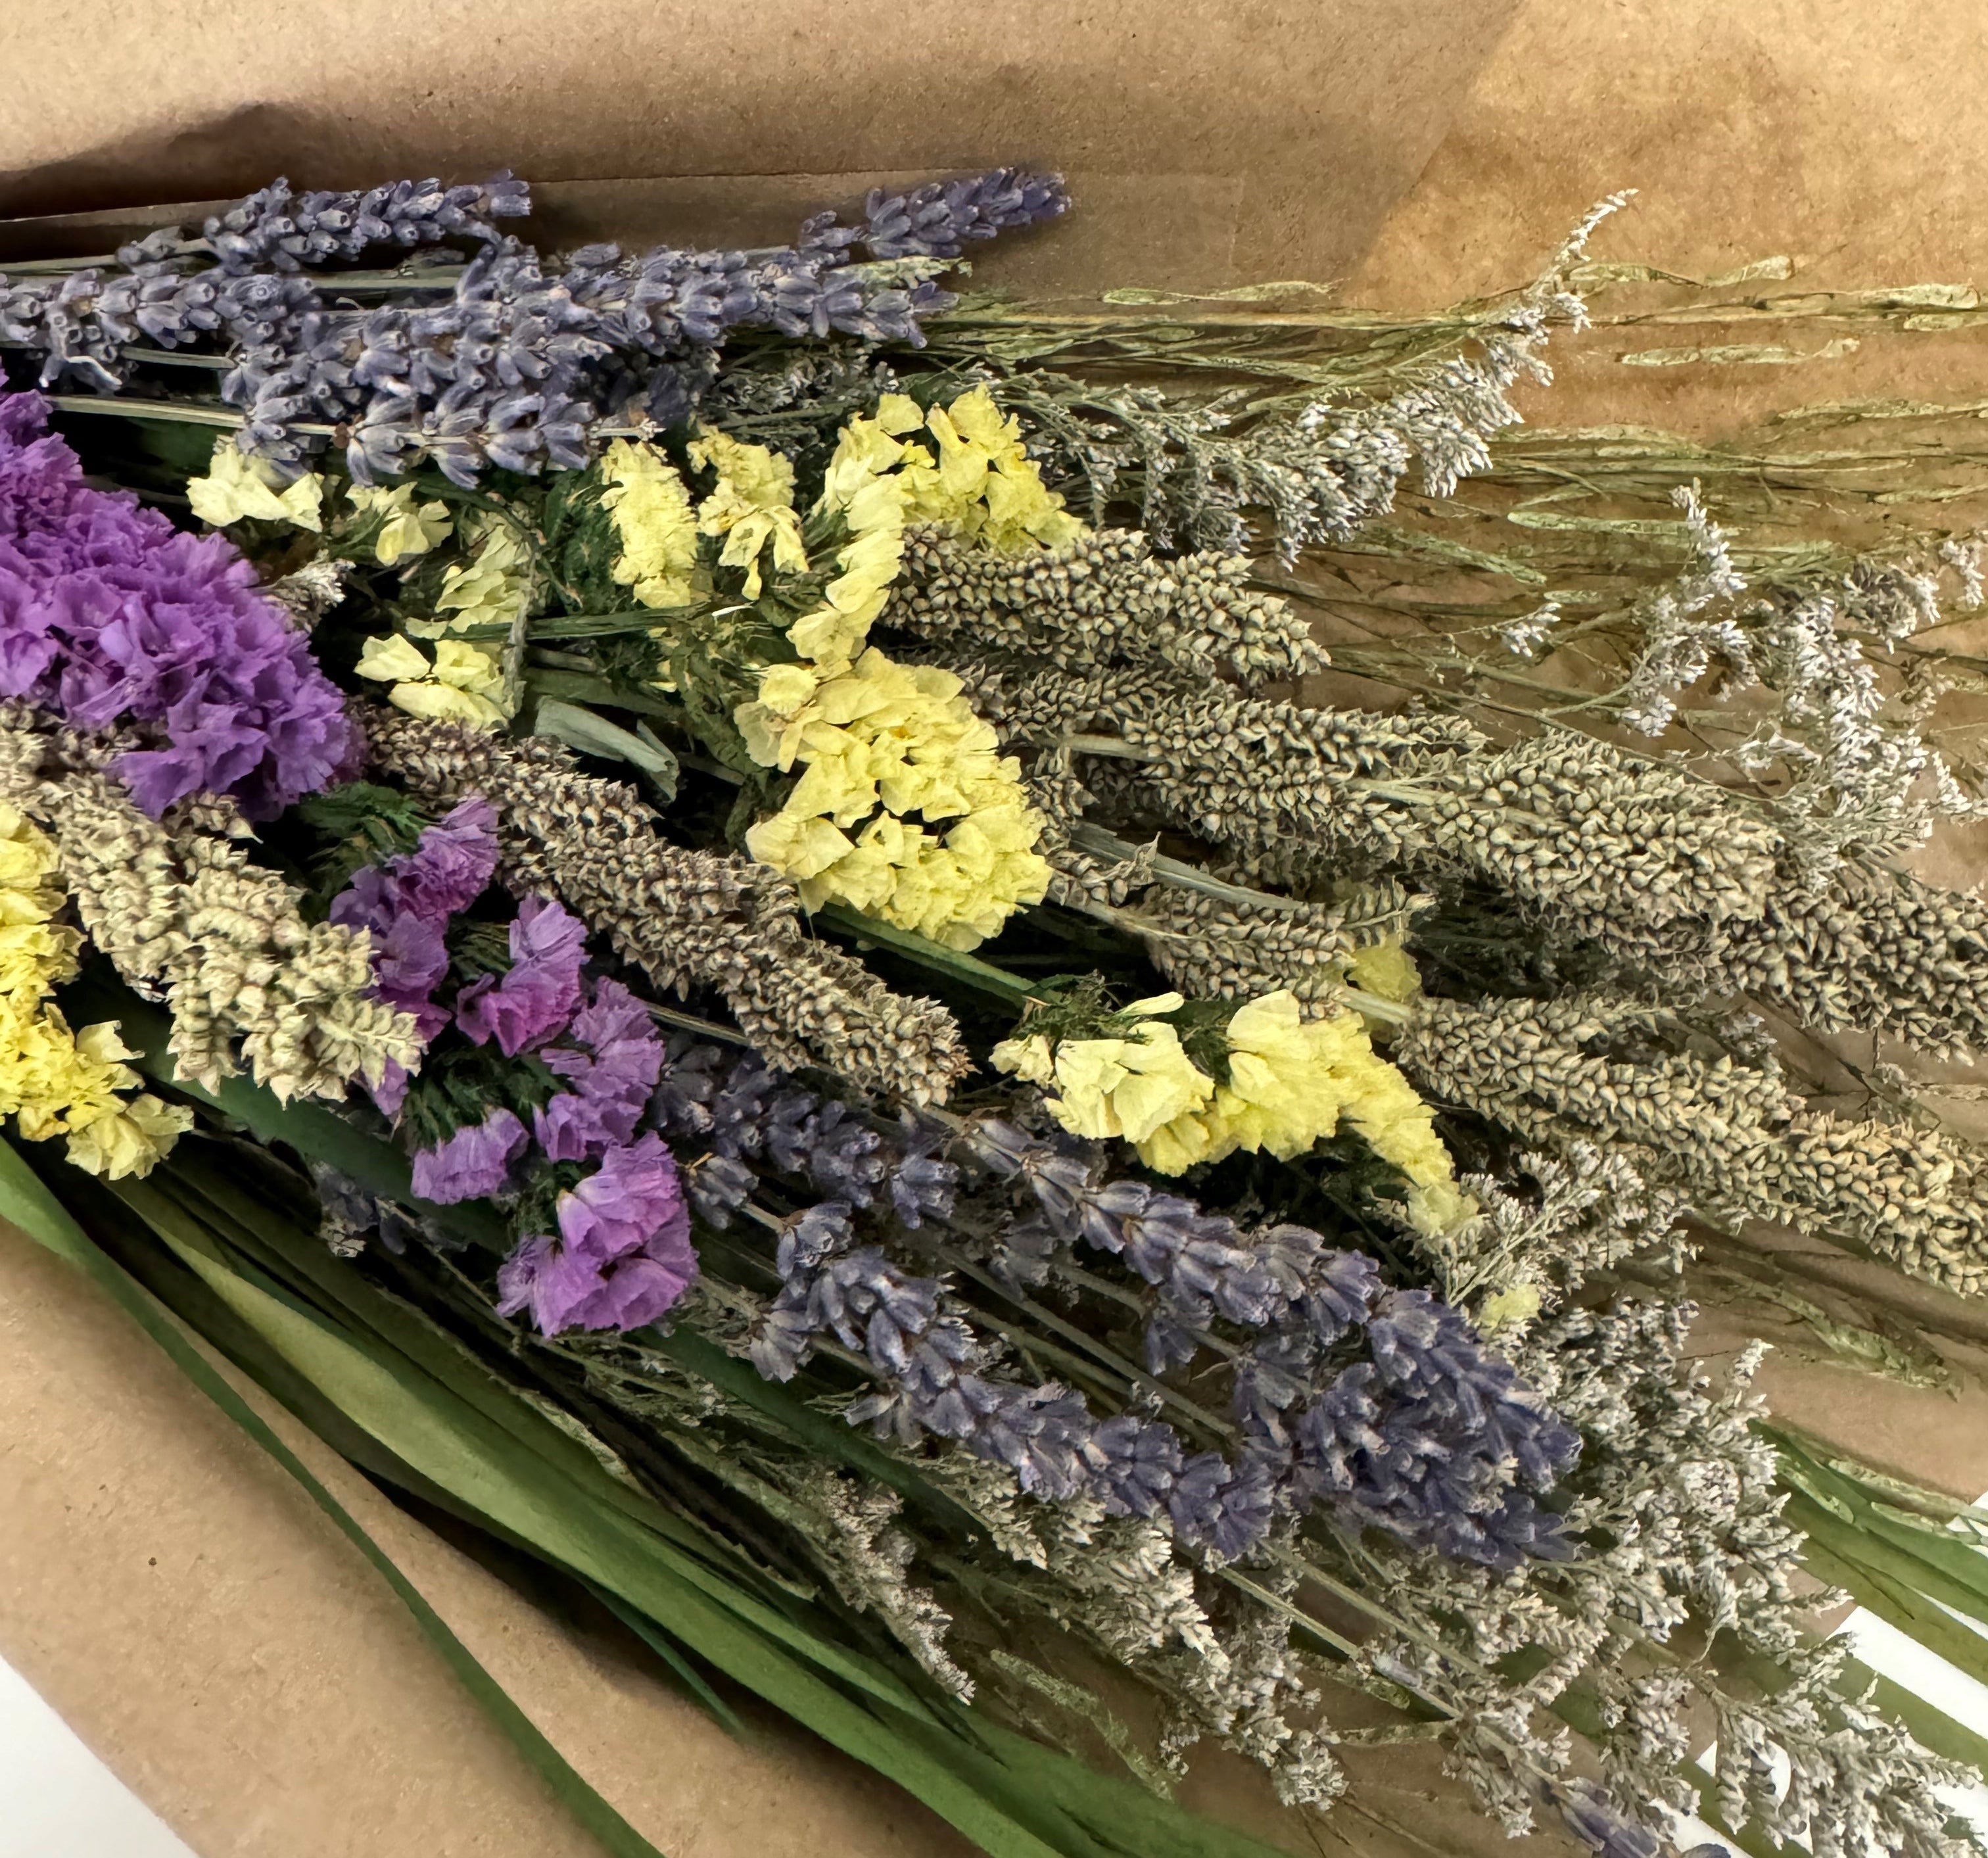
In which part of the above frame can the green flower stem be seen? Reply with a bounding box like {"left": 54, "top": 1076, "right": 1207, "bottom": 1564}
{"left": 1065, "top": 823, "right": 1308, "bottom": 913}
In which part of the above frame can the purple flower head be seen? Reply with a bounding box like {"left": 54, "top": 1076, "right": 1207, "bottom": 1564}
{"left": 857, "top": 169, "right": 1070, "bottom": 260}
{"left": 496, "top": 1134, "right": 696, "bottom": 1333}
{"left": 333, "top": 794, "right": 500, "bottom": 940}
{"left": 411, "top": 1106, "right": 528, "bottom": 1204}
{"left": 372, "top": 910, "right": 452, "bottom": 1041}
{"left": 0, "top": 391, "right": 362, "bottom": 816}
{"left": 534, "top": 977, "right": 665, "bottom": 1162}
{"left": 454, "top": 893, "right": 587, "bottom": 1056}
{"left": 332, "top": 793, "right": 502, "bottom": 1053}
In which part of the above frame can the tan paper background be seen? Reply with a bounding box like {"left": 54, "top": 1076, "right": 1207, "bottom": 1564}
{"left": 6, "top": 3, "right": 1988, "bottom": 1853}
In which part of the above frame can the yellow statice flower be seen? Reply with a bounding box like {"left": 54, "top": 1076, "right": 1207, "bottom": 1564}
{"left": 993, "top": 986, "right": 1471, "bottom": 1233}
{"left": 414, "top": 512, "right": 532, "bottom": 640}
{"left": 688, "top": 429, "right": 807, "bottom": 597}
{"left": 1346, "top": 937, "right": 1423, "bottom": 1006}
{"left": 993, "top": 993, "right": 1214, "bottom": 1145}
{"left": 600, "top": 439, "right": 701, "bottom": 609}
{"left": 1138, "top": 992, "right": 1472, "bottom": 1232}
{"left": 739, "top": 648, "right": 1051, "bottom": 949}
{"left": 187, "top": 437, "right": 323, "bottom": 532}
{"left": 356, "top": 632, "right": 511, "bottom": 728}
{"left": 346, "top": 483, "right": 452, "bottom": 564}
{"left": 894, "top": 386, "right": 1083, "bottom": 554}
{"left": 0, "top": 805, "right": 190, "bottom": 1179}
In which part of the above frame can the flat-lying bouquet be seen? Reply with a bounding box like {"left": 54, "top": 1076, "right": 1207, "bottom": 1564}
{"left": 4, "top": 168, "right": 1988, "bottom": 1858}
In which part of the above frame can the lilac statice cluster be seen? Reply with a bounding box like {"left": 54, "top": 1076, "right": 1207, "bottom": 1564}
{"left": 498, "top": 1134, "right": 695, "bottom": 1333}
{"left": 650, "top": 1033, "right": 958, "bottom": 1231}
{"left": 336, "top": 839, "right": 690, "bottom": 1331}
{"left": 1, "top": 169, "right": 1065, "bottom": 481}
{"left": 331, "top": 794, "right": 503, "bottom": 1051}
{"left": 960, "top": 1116, "right": 1580, "bottom": 1565}
{"left": 0, "top": 389, "right": 362, "bottom": 815}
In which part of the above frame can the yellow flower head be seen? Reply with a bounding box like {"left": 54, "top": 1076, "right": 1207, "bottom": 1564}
{"left": 601, "top": 439, "right": 701, "bottom": 609}
{"left": 898, "top": 387, "right": 1083, "bottom": 554}
{"left": 0, "top": 836, "right": 187, "bottom": 1179}
{"left": 420, "top": 513, "right": 532, "bottom": 639}
{"left": 688, "top": 428, "right": 807, "bottom": 597}
{"left": 356, "top": 633, "right": 433, "bottom": 683}
{"left": 739, "top": 647, "right": 1049, "bottom": 948}
{"left": 187, "top": 437, "right": 323, "bottom": 532}
{"left": 994, "top": 1018, "right": 1215, "bottom": 1146}
{"left": 347, "top": 483, "right": 452, "bottom": 564}
{"left": 358, "top": 632, "right": 511, "bottom": 728}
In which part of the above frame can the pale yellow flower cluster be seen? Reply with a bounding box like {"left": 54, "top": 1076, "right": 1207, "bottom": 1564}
{"left": 790, "top": 387, "right": 1083, "bottom": 672}
{"left": 346, "top": 483, "right": 452, "bottom": 565}
{"left": 993, "top": 988, "right": 1472, "bottom": 1232}
{"left": 686, "top": 429, "right": 808, "bottom": 598}
{"left": 416, "top": 512, "right": 532, "bottom": 639}
{"left": 187, "top": 437, "right": 323, "bottom": 532}
{"left": 0, "top": 804, "right": 191, "bottom": 1179}
{"left": 355, "top": 633, "right": 512, "bottom": 729}
{"left": 728, "top": 389, "right": 1077, "bottom": 949}
{"left": 600, "top": 439, "right": 700, "bottom": 609}
{"left": 740, "top": 650, "right": 1049, "bottom": 949}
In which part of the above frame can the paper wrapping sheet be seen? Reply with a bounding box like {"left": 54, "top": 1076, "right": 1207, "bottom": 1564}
{"left": 5, "top": 3, "right": 1988, "bottom": 1853}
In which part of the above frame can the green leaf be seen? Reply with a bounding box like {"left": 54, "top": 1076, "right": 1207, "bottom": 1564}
{"left": 0, "top": 1136, "right": 674, "bottom": 1858}
{"left": 534, "top": 699, "right": 680, "bottom": 798}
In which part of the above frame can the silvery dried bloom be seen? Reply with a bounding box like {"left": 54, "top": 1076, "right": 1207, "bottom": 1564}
{"left": 1020, "top": 195, "right": 1626, "bottom": 561}
{"left": 1613, "top": 485, "right": 1753, "bottom": 738}
{"left": 364, "top": 710, "right": 970, "bottom": 1103}
{"left": 790, "top": 1467, "right": 972, "bottom": 1698}
{"left": 889, "top": 527, "right": 1329, "bottom": 688}
{"left": 1398, "top": 991, "right": 1988, "bottom": 1295}
{"left": 1432, "top": 1143, "right": 1688, "bottom": 1320}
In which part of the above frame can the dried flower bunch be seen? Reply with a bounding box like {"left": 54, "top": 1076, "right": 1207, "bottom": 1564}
{"left": 2, "top": 168, "right": 1984, "bottom": 1858}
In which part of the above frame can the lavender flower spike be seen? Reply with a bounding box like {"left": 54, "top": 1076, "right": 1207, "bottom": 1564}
{"left": 856, "top": 169, "right": 1070, "bottom": 260}
{"left": 197, "top": 173, "right": 531, "bottom": 274}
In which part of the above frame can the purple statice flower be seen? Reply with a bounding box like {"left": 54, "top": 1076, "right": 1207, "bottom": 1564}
{"left": 411, "top": 1106, "right": 529, "bottom": 1204}
{"left": 454, "top": 893, "right": 588, "bottom": 1056}
{"left": 333, "top": 795, "right": 498, "bottom": 942}
{"left": 331, "top": 794, "right": 500, "bottom": 1045}
{"left": 0, "top": 389, "right": 362, "bottom": 816}
{"left": 534, "top": 977, "right": 666, "bottom": 1162}
{"left": 496, "top": 1133, "right": 696, "bottom": 1333}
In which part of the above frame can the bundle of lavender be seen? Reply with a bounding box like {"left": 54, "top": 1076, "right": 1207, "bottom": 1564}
{"left": 3, "top": 168, "right": 1985, "bottom": 1858}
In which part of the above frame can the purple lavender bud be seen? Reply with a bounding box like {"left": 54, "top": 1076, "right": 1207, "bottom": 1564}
{"left": 1550, "top": 1782, "right": 1663, "bottom": 1858}
{"left": 684, "top": 1152, "right": 753, "bottom": 1227}
{"left": 203, "top": 173, "right": 531, "bottom": 274}
{"left": 859, "top": 168, "right": 1070, "bottom": 260}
